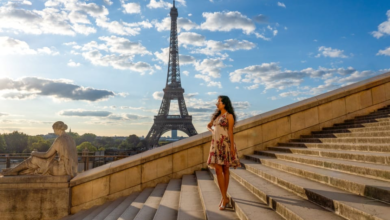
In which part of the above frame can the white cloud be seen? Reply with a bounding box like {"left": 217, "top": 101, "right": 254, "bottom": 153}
{"left": 0, "top": 36, "right": 59, "bottom": 56}
{"left": 147, "top": 0, "right": 172, "bottom": 9}
{"left": 178, "top": 32, "right": 256, "bottom": 55}
{"left": 178, "top": 32, "right": 206, "bottom": 47}
{"left": 153, "top": 91, "right": 163, "bottom": 100}
{"left": 68, "top": 11, "right": 90, "bottom": 24}
{"left": 371, "top": 10, "right": 390, "bottom": 39}
{"left": 183, "top": 70, "right": 189, "bottom": 76}
{"left": 377, "top": 47, "right": 390, "bottom": 56}
{"left": 122, "top": 2, "right": 141, "bottom": 14}
{"left": 200, "top": 11, "right": 256, "bottom": 34}
{"left": 98, "top": 36, "right": 151, "bottom": 56}
{"left": 195, "top": 58, "right": 226, "bottom": 78}
{"left": 154, "top": 47, "right": 195, "bottom": 65}
{"left": 194, "top": 39, "right": 256, "bottom": 56}
{"left": 277, "top": 2, "right": 286, "bottom": 8}
{"left": 207, "top": 92, "right": 217, "bottom": 95}
{"left": 103, "top": 0, "right": 113, "bottom": 5}
{"left": 37, "top": 47, "right": 59, "bottom": 55}
{"left": 71, "top": 36, "right": 153, "bottom": 74}
{"left": 316, "top": 46, "right": 348, "bottom": 58}
{"left": 67, "top": 59, "right": 81, "bottom": 67}
{"left": 96, "top": 17, "right": 152, "bottom": 36}
{"left": 229, "top": 63, "right": 364, "bottom": 92}
{"left": 253, "top": 14, "right": 268, "bottom": 23}
{"left": 154, "top": 17, "right": 198, "bottom": 32}
{"left": 0, "top": 77, "right": 115, "bottom": 101}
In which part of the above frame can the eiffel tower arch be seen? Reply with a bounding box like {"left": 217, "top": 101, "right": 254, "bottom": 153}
{"left": 146, "top": 0, "right": 198, "bottom": 148}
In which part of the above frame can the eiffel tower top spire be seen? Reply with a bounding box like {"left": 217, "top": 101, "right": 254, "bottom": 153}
{"left": 166, "top": 0, "right": 180, "bottom": 88}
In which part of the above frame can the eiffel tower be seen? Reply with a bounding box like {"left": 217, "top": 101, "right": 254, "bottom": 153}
{"left": 145, "top": 0, "right": 197, "bottom": 148}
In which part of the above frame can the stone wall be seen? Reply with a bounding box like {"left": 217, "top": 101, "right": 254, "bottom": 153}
{"left": 0, "top": 176, "right": 70, "bottom": 220}
{"left": 69, "top": 71, "right": 390, "bottom": 214}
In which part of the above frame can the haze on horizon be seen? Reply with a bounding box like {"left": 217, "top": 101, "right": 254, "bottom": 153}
{"left": 0, "top": 0, "right": 389, "bottom": 137}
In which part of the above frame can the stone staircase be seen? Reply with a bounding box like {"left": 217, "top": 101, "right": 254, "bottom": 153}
{"left": 63, "top": 106, "right": 390, "bottom": 220}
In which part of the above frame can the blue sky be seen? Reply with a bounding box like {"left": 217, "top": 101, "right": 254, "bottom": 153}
{"left": 0, "top": 0, "right": 389, "bottom": 137}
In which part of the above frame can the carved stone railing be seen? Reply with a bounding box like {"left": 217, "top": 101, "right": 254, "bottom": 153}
{"left": 53, "top": 71, "right": 390, "bottom": 214}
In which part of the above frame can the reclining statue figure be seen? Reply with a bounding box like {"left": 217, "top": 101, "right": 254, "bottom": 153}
{"left": 1, "top": 121, "right": 78, "bottom": 177}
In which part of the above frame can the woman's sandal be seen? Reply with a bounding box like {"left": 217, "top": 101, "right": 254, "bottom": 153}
{"left": 219, "top": 197, "right": 232, "bottom": 210}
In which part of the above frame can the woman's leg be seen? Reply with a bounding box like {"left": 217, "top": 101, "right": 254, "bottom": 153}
{"left": 214, "top": 164, "right": 226, "bottom": 206}
{"left": 222, "top": 165, "right": 230, "bottom": 204}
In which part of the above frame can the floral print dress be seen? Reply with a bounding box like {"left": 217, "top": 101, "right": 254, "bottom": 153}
{"left": 207, "top": 112, "right": 241, "bottom": 169}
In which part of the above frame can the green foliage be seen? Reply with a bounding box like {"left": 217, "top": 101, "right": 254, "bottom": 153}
{"left": 27, "top": 136, "right": 52, "bottom": 153}
{"left": 118, "top": 140, "right": 133, "bottom": 150}
{"left": 136, "top": 141, "right": 145, "bottom": 149}
{"left": 67, "top": 131, "right": 80, "bottom": 140}
{"left": 76, "top": 142, "right": 97, "bottom": 152}
{"left": 98, "top": 147, "right": 105, "bottom": 151}
{"left": 127, "top": 134, "right": 140, "bottom": 147}
{"left": 3, "top": 131, "right": 29, "bottom": 153}
{"left": 0, "top": 135, "right": 6, "bottom": 153}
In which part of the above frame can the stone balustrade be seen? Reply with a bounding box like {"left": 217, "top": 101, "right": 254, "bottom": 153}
{"left": 68, "top": 71, "right": 390, "bottom": 214}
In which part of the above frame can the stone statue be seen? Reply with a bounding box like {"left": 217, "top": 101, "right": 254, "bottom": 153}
{"left": 1, "top": 121, "right": 78, "bottom": 177}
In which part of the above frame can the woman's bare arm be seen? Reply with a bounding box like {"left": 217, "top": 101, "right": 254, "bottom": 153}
{"left": 31, "top": 139, "right": 58, "bottom": 159}
{"left": 227, "top": 114, "right": 235, "bottom": 156}
{"left": 207, "top": 118, "right": 214, "bottom": 133}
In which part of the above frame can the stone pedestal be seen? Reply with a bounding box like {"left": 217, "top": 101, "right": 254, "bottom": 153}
{"left": 0, "top": 175, "right": 71, "bottom": 220}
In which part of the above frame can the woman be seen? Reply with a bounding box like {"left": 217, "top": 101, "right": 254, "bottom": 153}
{"left": 1, "top": 121, "right": 78, "bottom": 177}
{"left": 207, "top": 95, "right": 241, "bottom": 210}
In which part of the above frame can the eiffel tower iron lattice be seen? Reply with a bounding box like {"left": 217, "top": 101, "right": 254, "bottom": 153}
{"left": 145, "top": 0, "right": 198, "bottom": 148}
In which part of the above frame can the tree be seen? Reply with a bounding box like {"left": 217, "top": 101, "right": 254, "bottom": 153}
{"left": 127, "top": 135, "right": 140, "bottom": 147}
{"left": 3, "top": 131, "right": 29, "bottom": 153}
{"left": 118, "top": 140, "right": 133, "bottom": 150}
{"left": 136, "top": 142, "right": 145, "bottom": 150}
{"left": 76, "top": 142, "right": 97, "bottom": 152}
{"left": 98, "top": 147, "right": 105, "bottom": 151}
{"left": 75, "top": 133, "right": 96, "bottom": 145}
{"left": 27, "top": 136, "right": 52, "bottom": 153}
{"left": 0, "top": 135, "right": 7, "bottom": 153}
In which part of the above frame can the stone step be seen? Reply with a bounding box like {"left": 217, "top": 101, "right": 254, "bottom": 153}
{"left": 133, "top": 184, "right": 167, "bottom": 220}
{"left": 356, "top": 111, "right": 390, "bottom": 117}
{"left": 278, "top": 142, "right": 390, "bottom": 153}
{"left": 61, "top": 205, "right": 100, "bottom": 220}
{"left": 94, "top": 197, "right": 127, "bottom": 220}
{"left": 335, "top": 117, "right": 390, "bottom": 126}
{"left": 195, "top": 171, "right": 239, "bottom": 220}
{"left": 323, "top": 121, "right": 390, "bottom": 130}
{"left": 313, "top": 125, "right": 390, "bottom": 134}
{"left": 118, "top": 187, "right": 154, "bottom": 220}
{"left": 290, "top": 136, "right": 390, "bottom": 145}
{"left": 376, "top": 105, "right": 390, "bottom": 111}
{"left": 208, "top": 169, "right": 285, "bottom": 220}
{"left": 229, "top": 168, "right": 343, "bottom": 220}
{"left": 177, "top": 175, "right": 205, "bottom": 220}
{"left": 302, "top": 130, "right": 390, "bottom": 139}
{"left": 240, "top": 159, "right": 390, "bottom": 220}
{"left": 249, "top": 151, "right": 390, "bottom": 181}
{"left": 245, "top": 155, "right": 390, "bottom": 203}
{"left": 345, "top": 116, "right": 390, "bottom": 123}
{"left": 104, "top": 192, "right": 140, "bottom": 220}
{"left": 153, "top": 179, "right": 182, "bottom": 220}
{"left": 83, "top": 200, "right": 116, "bottom": 220}
{"left": 257, "top": 148, "right": 390, "bottom": 165}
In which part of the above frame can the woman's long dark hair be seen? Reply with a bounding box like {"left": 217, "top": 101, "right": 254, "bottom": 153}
{"left": 212, "top": 95, "right": 237, "bottom": 125}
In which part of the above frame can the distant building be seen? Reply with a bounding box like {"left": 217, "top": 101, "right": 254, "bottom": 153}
{"left": 172, "top": 130, "right": 177, "bottom": 139}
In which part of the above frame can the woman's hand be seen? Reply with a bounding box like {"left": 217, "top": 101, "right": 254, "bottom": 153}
{"left": 207, "top": 121, "right": 214, "bottom": 133}
{"left": 230, "top": 147, "right": 236, "bottom": 159}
